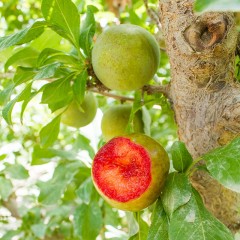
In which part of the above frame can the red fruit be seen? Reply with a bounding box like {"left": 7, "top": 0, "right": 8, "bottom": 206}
{"left": 92, "top": 134, "right": 169, "bottom": 211}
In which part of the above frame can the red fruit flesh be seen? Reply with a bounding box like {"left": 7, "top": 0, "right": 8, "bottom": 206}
{"left": 92, "top": 137, "right": 151, "bottom": 202}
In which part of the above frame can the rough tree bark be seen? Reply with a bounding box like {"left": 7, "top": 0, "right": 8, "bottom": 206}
{"left": 159, "top": 0, "right": 240, "bottom": 232}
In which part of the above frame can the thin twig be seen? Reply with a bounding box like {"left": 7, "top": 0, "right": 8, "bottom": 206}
{"left": 90, "top": 87, "right": 135, "bottom": 102}
{"left": 0, "top": 72, "right": 14, "bottom": 79}
{"left": 143, "top": 0, "right": 162, "bottom": 31}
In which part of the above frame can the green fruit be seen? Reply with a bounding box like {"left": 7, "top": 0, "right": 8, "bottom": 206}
{"left": 101, "top": 105, "right": 149, "bottom": 141}
{"left": 92, "top": 24, "right": 160, "bottom": 91}
{"left": 60, "top": 92, "right": 97, "bottom": 128}
{"left": 92, "top": 133, "right": 169, "bottom": 211}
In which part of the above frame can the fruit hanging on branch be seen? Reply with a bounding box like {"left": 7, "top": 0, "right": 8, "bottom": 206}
{"left": 59, "top": 92, "right": 98, "bottom": 128}
{"left": 101, "top": 105, "right": 150, "bottom": 142}
{"left": 92, "top": 133, "right": 169, "bottom": 211}
{"left": 92, "top": 24, "right": 160, "bottom": 91}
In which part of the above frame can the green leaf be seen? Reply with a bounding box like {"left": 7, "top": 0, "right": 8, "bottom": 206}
{"left": 79, "top": 6, "right": 95, "bottom": 56}
{"left": 37, "top": 48, "right": 62, "bottom": 67}
{"left": 81, "top": 6, "right": 96, "bottom": 34}
{"left": 32, "top": 145, "right": 84, "bottom": 165}
{"left": 2, "top": 82, "right": 32, "bottom": 125}
{"left": 1, "top": 230, "right": 21, "bottom": 240}
{"left": 0, "top": 21, "right": 46, "bottom": 50}
{"left": 126, "top": 212, "right": 139, "bottom": 238}
{"left": 38, "top": 181, "right": 64, "bottom": 205}
{"left": 34, "top": 62, "right": 61, "bottom": 80}
{"left": 194, "top": 0, "right": 240, "bottom": 12}
{"left": 103, "top": 203, "right": 121, "bottom": 227}
{"left": 32, "top": 145, "right": 56, "bottom": 165}
{"left": 5, "top": 47, "right": 39, "bottom": 71}
{"left": 203, "top": 137, "right": 240, "bottom": 193}
{"left": 73, "top": 134, "right": 95, "bottom": 159}
{"left": 0, "top": 82, "right": 14, "bottom": 106}
{"left": 31, "top": 223, "right": 47, "bottom": 238}
{"left": 17, "top": 82, "right": 33, "bottom": 102}
{"left": 41, "top": 0, "right": 80, "bottom": 47}
{"left": 46, "top": 205, "right": 71, "bottom": 218}
{"left": 38, "top": 161, "right": 81, "bottom": 204}
{"left": 13, "top": 66, "right": 36, "bottom": 86}
{"left": 73, "top": 201, "right": 103, "bottom": 240}
{"left": 44, "top": 53, "right": 81, "bottom": 68}
{"left": 170, "top": 141, "right": 193, "bottom": 172}
{"left": 37, "top": 47, "right": 80, "bottom": 68}
{"left": 0, "top": 154, "right": 7, "bottom": 161}
{"left": 20, "top": 91, "right": 39, "bottom": 123}
{"left": 0, "top": 177, "right": 13, "bottom": 201}
{"left": 72, "top": 70, "right": 88, "bottom": 104}
{"left": 147, "top": 199, "right": 169, "bottom": 240}
{"left": 161, "top": 172, "right": 192, "bottom": 218}
{"left": 40, "top": 115, "right": 61, "bottom": 148}
{"left": 2, "top": 98, "right": 17, "bottom": 125}
{"left": 79, "top": 26, "right": 94, "bottom": 57}
{"left": 41, "top": 77, "right": 72, "bottom": 105}
{"left": 48, "top": 99, "right": 71, "bottom": 113}
{"left": 169, "top": 188, "right": 234, "bottom": 240}
{"left": 30, "top": 28, "right": 64, "bottom": 51}
{"left": 76, "top": 177, "right": 94, "bottom": 204}
{"left": 130, "top": 212, "right": 149, "bottom": 240}
{"left": 5, "top": 163, "right": 29, "bottom": 179}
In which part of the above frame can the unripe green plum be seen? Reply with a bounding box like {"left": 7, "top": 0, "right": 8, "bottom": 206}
{"left": 92, "top": 24, "right": 160, "bottom": 91}
{"left": 101, "top": 105, "right": 149, "bottom": 141}
{"left": 60, "top": 92, "right": 97, "bottom": 128}
{"left": 92, "top": 133, "right": 169, "bottom": 211}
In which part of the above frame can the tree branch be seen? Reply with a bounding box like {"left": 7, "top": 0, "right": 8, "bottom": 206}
{"left": 143, "top": 84, "right": 170, "bottom": 98}
{"left": 1, "top": 194, "right": 20, "bottom": 219}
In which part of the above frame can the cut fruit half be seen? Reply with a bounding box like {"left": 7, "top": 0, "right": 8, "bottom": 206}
{"left": 92, "top": 134, "right": 169, "bottom": 211}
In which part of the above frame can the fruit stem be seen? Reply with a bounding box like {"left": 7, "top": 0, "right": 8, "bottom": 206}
{"left": 136, "top": 211, "right": 141, "bottom": 240}
{"left": 143, "top": 0, "right": 162, "bottom": 31}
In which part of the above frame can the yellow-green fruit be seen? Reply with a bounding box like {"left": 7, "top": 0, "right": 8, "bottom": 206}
{"left": 61, "top": 92, "right": 97, "bottom": 128}
{"left": 92, "top": 24, "right": 160, "bottom": 91}
{"left": 101, "top": 105, "right": 149, "bottom": 141}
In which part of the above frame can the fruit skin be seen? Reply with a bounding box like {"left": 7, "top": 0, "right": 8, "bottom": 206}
{"left": 92, "top": 24, "right": 160, "bottom": 91}
{"left": 60, "top": 92, "right": 97, "bottom": 128}
{"left": 101, "top": 105, "right": 149, "bottom": 141}
{"left": 92, "top": 133, "right": 169, "bottom": 211}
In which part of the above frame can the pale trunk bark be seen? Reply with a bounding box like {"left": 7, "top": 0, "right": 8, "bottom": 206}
{"left": 159, "top": 0, "right": 240, "bottom": 231}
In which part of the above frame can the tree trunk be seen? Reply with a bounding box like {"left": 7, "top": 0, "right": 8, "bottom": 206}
{"left": 159, "top": 0, "right": 240, "bottom": 232}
